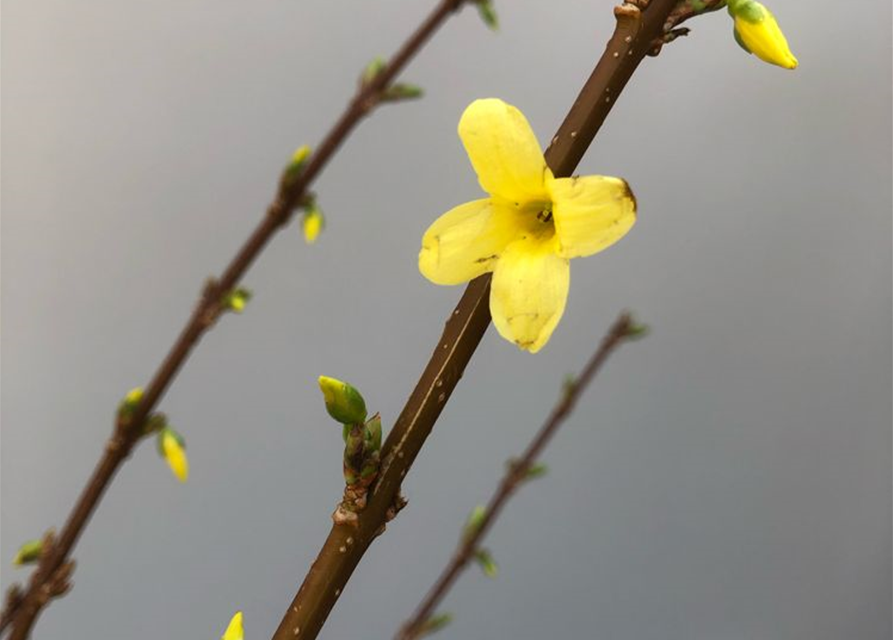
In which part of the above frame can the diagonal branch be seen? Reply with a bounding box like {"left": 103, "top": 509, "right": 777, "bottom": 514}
{"left": 397, "top": 312, "right": 641, "bottom": 639}
{"left": 271, "top": 1, "right": 688, "bottom": 638}
{"left": 2, "top": 1, "right": 469, "bottom": 637}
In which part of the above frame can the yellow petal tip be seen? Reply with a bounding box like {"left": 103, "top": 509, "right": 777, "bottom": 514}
{"left": 222, "top": 611, "right": 244, "bottom": 640}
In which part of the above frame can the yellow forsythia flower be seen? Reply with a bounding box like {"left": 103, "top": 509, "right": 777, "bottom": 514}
{"left": 419, "top": 99, "right": 636, "bottom": 353}
{"left": 729, "top": 0, "right": 798, "bottom": 69}
{"left": 303, "top": 208, "right": 324, "bottom": 244}
{"left": 221, "top": 611, "right": 244, "bottom": 640}
{"left": 159, "top": 427, "right": 189, "bottom": 483}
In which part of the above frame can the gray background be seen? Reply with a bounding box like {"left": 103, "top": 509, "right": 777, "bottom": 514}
{"left": 2, "top": 1, "right": 890, "bottom": 638}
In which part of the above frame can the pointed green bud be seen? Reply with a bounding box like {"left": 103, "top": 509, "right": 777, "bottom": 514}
{"left": 382, "top": 83, "right": 424, "bottom": 103}
{"left": 473, "top": 548, "right": 498, "bottom": 578}
{"left": 318, "top": 376, "right": 367, "bottom": 425}
{"left": 13, "top": 539, "right": 44, "bottom": 567}
{"left": 364, "top": 414, "right": 382, "bottom": 453}
{"left": 508, "top": 458, "right": 548, "bottom": 480}
{"left": 625, "top": 321, "right": 650, "bottom": 340}
{"left": 463, "top": 504, "right": 487, "bottom": 542}
{"left": 476, "top": 0, "right": 498, "bottom": 30}
{"left": 524, "top": 462, "right": 548, "bottom": 479}
{"left": 222, "top": 287, "right": 252, "bottom": 314}
{"left": 417, "top": 612, "right": 453, "bottom": 637}
{"left": 362, "top": 56, "right": 387, "bottom": 85}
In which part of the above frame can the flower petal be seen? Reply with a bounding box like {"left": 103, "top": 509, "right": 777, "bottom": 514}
{"left": 222, "top": 612, "right": 244, "bottom": 640}
{"left": 490, "top": 236, "right": 569, "bottom": 353}
{"left": 419, "top": 199, "right": 517, "bottom": 285}
{"left": 458, "top": 98, "right": 551, "bottom": 204}
{"left": 548, "top": 175, "right": 636, "bottom": 259}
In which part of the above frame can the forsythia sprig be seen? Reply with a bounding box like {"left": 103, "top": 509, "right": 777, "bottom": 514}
{"left": 419, "top": 99, "right": 636, "bottom": 353}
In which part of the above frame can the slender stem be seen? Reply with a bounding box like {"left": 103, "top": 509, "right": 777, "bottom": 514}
{"left": 2, "top": 1, "right": 466, "bottom": 638}
{"left": 272, "top": 1, "right": 683, "bottom": 638}
{"left": 397, "top": 314, "right": 637, "bottom": 639}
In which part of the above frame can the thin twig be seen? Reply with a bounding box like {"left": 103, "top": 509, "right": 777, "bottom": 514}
{"left": 271, "top": 2, "right": 688, "bottom": 639}
{"left": 397, "top": 313, "right": 639, "bottom": 639}
{"left": 1, "top": 1, "right": 467, "bottom": 637}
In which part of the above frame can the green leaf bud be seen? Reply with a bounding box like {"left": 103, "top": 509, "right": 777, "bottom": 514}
{"left": 476, "top": 0, "right": 498, "bottom": 31}
{"left": 417, "top": 612, "right": 453, "bottom": 637}
{"left": 362, "top": 56, "right": 387, "bottom": 85}
{"left": 382, "top": 83, "right": 424, "bottom": 103}
{"left": 13, "top": 539, "right": 44, "bottom": 567}
{"left": 364, "top": 414, "right": 382, "bottom": 453}
{"left": 463, "top": 504, "right": 487, "bottom": 542}
{"left": 473, "top": 548, "right": 498, "bottom": 578}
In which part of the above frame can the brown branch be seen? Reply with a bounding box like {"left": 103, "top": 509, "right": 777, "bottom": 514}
{"left": 1, "top": 1, "right": 468, "bottom": 637}
{"left": 271, "top": 1, "right": 689, "bottom": 639}
{"left": 397, "top": 313, "right": 640, "bottom": 639}
{"left": 666, "top": 0, "right": 727, "bottom": 29}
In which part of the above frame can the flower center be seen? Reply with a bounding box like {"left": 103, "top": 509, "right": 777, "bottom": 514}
{"left": 526, "top": 202, "right": 555, "bottom": 240}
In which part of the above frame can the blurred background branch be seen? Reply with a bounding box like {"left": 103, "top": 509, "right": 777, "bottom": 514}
{"left": 397, "top": 312, "right": 644, "bottom": 639}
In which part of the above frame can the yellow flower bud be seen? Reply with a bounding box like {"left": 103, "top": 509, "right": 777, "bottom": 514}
{"left": 158, "top": 427, "right": 189, "bottom": 483}
{"left": 223, "top": 288, "right": 252, "bottom": 314}
{"left": 221, "top": 611, "right": 243, "bottom": 640}
{"left": 117, "top": 387, "right": 144, "bottom": 420}
{"left": 283, "top": 145, "right": 312, "bottom": 184}
{"left": 729, "top": 0, "right": 798, "bottom": 69}
{"left": 302, "top": 208, "right": 324, "bottom": 244}
{"left": 291, "top": 145, "right": 311, "bottom": 166}
{"left": 318, "top": 376, "right": 367, "bottom": 425}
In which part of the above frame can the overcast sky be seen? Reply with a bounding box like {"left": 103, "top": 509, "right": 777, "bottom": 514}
{"left": 2, "top": 1, "right": 891, "bottom": 639}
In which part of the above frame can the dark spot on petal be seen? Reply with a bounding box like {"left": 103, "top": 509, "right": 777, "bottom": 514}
{"left": 620, "top": 179, "right": 637, "bottom": 213}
